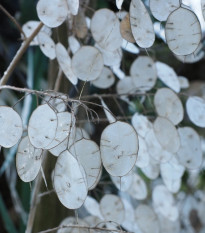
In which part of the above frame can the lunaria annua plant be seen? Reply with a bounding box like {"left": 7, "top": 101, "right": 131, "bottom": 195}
{"left": 1, "top": 0, "right": 205, "bottom": 232}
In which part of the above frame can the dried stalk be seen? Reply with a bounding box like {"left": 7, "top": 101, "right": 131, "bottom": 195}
{"left": 0, "top": 22, "right": 44, "bottom": 86}
{"left": 38, "top": 224, "right": 132, "bottom": 233}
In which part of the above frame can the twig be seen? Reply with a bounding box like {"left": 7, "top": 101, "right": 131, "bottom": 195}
{"left": 76, "top": 115, "right": 132, "bottom": 123}
{"left": 0, "top": 22, "right": 44, "bottom": 86}
{"left": 38, "top": 224, "right": 132, "bottom": 233}
{"left": 0, "top": 4, "right": 26, "bottom": 38}
{"left": 54, "top": 69, "right": 63, "bottom": 92}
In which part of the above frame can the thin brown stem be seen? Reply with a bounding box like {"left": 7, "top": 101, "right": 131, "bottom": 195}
{"left": 0, "top": 22, "right": 44, "bottom": 86}
{"left": 54, "top": 69, "right": 63, "bottom": 92}
{"left": 38, "top": 224, "right": 132, "bottom": 233}
{"left": 0, "top": 4, "right": 26, "bottom": 38}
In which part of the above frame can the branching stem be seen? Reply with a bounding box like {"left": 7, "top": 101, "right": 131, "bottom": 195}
{"left": 0, "top": 4, "right": 26, "bottom": 38}
{"left": 38, "top": 224, "right": 132, "bottom": 233}
{"left": 0, "top": 22, "right": 44, "bottom": 86}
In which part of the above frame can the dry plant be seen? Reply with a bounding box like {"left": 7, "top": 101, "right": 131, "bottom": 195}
{"left": 1, "top": 0, "right": 205, "bottom": 233}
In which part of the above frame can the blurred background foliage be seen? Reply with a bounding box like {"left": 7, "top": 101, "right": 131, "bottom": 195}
{"left": 0, "top": 0, "right": 205, "bottom": 233}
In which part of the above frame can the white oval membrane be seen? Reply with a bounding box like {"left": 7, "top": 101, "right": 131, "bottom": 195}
{"left": 72, "top": 46, "right": 104, "bottom": 81}
{"left": 28, "top": 104, "right": 58, "bottom": 149}
{"left": 110, "top": 170, "right": 133, "bottom": 191}
{"left": 128, "top": 173, "right": 147, "bottom": 200}
{"left": 37, "top": 32, "right": 56, "bottom": 59}
{"left": 0, "top": 106, "right": 23, "bottom": 148}
{"left": 56, "top": 42, "right": 78, "bottom": 85}
{"left": 131, "top": 113, "right": 153, "bottom": 138}
{"left": 153, "top": 117, "right": 180, "bottom": 153}
{"left": 16, "top": 136, "right": 42, "bottom": 182}
{"left": 135, "top": 204, "right": 160, "bottom": 233}
{"left": 54, "top": 150, "right": 88, "bottom": 209}
{"left": 152, "top": 185, "right": 179, "bottom": 221}
{"left": 156, "top": 61, "right": 180, "bottom": 93}
{"left": 66, "top": 0, "right": 79, "bottom": 15}
{"left": 154, "top": 88, "right": 184, "bottom": 125}
{"left": 130, "top": 0, "right": 155, "bottom": 48}
{"left": 165, "top": 8, "right": 201, "bottom": 56}
{"left": 176, "top": 127, "right": 203, "bottom": 169}
{"left": 92, "top": 67, "right": 115, "bottom": 89}
{"left": 84, "top": 196, "right": 103, "bottom": 219}
{"left": 130, "top": 56, "right": 157, "bottom": 91}
{"left": 45, "top": 111, "right": 75, "bottom": 150}
{"left": 91, "top": 9, "right": 122, "bottom": 51}
{"left": 100, "top": 194, "right": 125, "bottom": 224}
{"left": 186, "top": 96, "right": 205, "bottom": 127}
{"left": 150, "top": 0, "right": 180, "bottom": 21}
{"left": 69, "top": 138, "right": 102, "bottom": 190}
{"left": 100, "top": 121, "right": 138, "bottom": 177}
{"left": 37, "top": 0, "right": 68, "bottom": 28}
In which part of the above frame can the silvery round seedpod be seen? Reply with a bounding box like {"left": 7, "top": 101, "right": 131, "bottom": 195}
{"left": 69, "top": 138, "right": 102, "bottom": 190}
{"left": 100, "top": 98, "right": 116, "bottom": 124}
{"left": 160, "top": 156, "right": 185, "bottom": 181}
{"left": 153, "top": 117, "right": 180, "bottom": 153}
{"left": 68, "top": 36, "right": 81, "bottom": 54}
{"left": 121, "top": 198, "right": 140, "bottom": 232}
{"left": 121, "top": 39, "right": 140, "bottom": 54}
{"left": 128, "top": 173, "right": 147, "bottom": 200}
{"left": 141, "top": 160, "right": 160, "bottom": 180}
{"left": 57, "top": 216, "right": 89, "bottom": 233}
{"left": 100, "top": 194, "right": 125, "bottom": 224}
{"left": 130, "top": 0, "right": 155, "bottom": 48}
{"left": 54, "top": 150, "right": 88, "bottom": 209}
{"left": 120, "top": 14, "right": 135, "bottom": 43}
{"left": 72, "top": 46, "right": 104, "bottom": 81}
{"left": 150, "top": 0, "right": 180, "bottom": 21}
{"left": 145, "top": 129, "right": 173, "bottom": 163}
{"left": 16, "top": 136, "right": 42, "bottom": 182}
{"left": 186, "top": 96, "right": 205, "bottom": 127}
{"left": 175, "top": 43, "right": 204, "bottom": 63}
{"left": 178, "top": 76, "right": 189, "bottom": 89}
{"left": 91, "top": 9, "right": 122, "bottom": 51}
{"left": 37, "top": 32, "right": 56, "bottom": 60}
{"left": 28, "top": 104, "right": 58, "bottom": 149}
{"left": 95, "top": 44, "right": 122, "bottom": 67}
{"left": 135, "top": 136, "right": 150, "bottom": 168}
{"left": 135, "top": 204, "right": 160, "bottom": 233}
{"left": 49, "top": 126, "right": 90, "bottom": 157}
{"left": 154, "top": 88, "right": 184, "bottom": 125}
{"left": 131, "top": 113, "right": 153, "bottom": 138}
{"left": 22, "top": 21, "right": 51, "bottom": 45}
{"left": 112, "top": 65, "right": 125, "bottom": 79}
{"left": 156, "top": 61, "right": 180, "bottom": 93}
{"left": 0, "top": 106, "right": 23, "bottom": 148}
{"left": 130, "top": 56, "right": 157, "bottom": 91}
{"left": 66, "top": 0, "right": 79, "bottom": 15}
{"left": 158, "top": 213, "right": 180, "bottom": 233}
{"left": 83, "top": 196, "right": 103, "bottom": 219}
{"left": 163, "top": 177, "right": 181, "bottom": 193}
{"left": 56, "top": 43, "right": 78, "bottom": 85}
{"left": 45, "top": 111, "right": 75, "bottom": 150}
{"left": 110, "top": 170, "right": 133, "bottom": 192}
{"left": 116, "top": 76, "right": 136, "bottom": 95}
{"left": 152, "top": 185, "right": 179, "bottom": 221}
{"left": 37, "top": 0, "right": 68, "bottom": 28}
{"left": 92, "top": 67, "right": 115, "bottom": 89}
{"left": 165, "top": 8, "right": 201, "bottom": 56}
{"left": 100, "top": 121, "right": 138, "bottom": 177}
{"left": 176, "top": 127, "right": 203, "bottom": 169}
